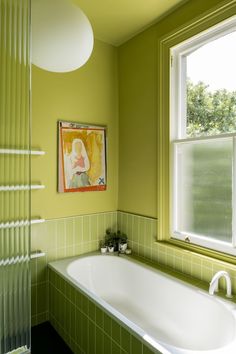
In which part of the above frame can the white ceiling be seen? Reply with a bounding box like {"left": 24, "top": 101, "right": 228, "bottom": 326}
{"left": 72, "top": 0, "right": 186, "bottom": 46}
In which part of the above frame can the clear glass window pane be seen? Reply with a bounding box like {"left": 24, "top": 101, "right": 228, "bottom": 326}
{"left": 186, "top": 31, "right": 236, "bottom": 138}
{"left": 175, "top": 138, "right": 232, "bottom": 243}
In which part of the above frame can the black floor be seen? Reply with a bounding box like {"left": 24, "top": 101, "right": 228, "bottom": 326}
{"left": 31, "top": 322, "right": 73, "bottom": 354}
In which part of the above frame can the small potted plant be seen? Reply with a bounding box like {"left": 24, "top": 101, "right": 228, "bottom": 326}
{"left": 104, "top": 229, "right": 115, "bottom": 253}
{"left": 117, "top": 230, "right": 128, "bottom": 253}
{"left": 100, "top": 240, "right": 107, "bottom": 254}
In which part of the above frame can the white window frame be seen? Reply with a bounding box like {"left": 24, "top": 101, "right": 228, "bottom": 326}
{"left": 170, "top": 15, "right": 236, "bottom": 256}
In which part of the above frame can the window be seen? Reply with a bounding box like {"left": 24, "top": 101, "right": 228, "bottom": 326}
{"left": 170, "top": 16, "right": 236, "bottom": 256}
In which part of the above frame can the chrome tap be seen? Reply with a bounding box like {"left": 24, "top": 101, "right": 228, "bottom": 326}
{"left": 209, "top": 270, "right": 232, "bottom": 298}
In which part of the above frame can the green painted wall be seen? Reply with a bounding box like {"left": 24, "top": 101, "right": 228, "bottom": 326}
{"left": 32, "top": 39, "right": 118, "bottom": 219}
{"left": 118, "top": 0, "right": 228, "bottom": 218}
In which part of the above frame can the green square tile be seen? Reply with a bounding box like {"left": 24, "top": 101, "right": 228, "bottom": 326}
{"left": 103, "top": 312, "right": 111, "bottom": 336}
{"left": 111, "top": 340, "right": 120, "bottom": 354}
{"left": 89, "top": 300, "right": 96, "bottom": 321}
{"left": 111, "top": 319, "right": 121, "bottom": 345}
{"left": 96, "top": 327, "right": 104, "bottom": 354}
{"left": 96, "top": 306, "right": 104, "bottom": 329}
{"left": 121, "top": 327, "right": 130, "bottom": 352}
{"left": 131, "top": 335, "right": 142, "bottom": 354}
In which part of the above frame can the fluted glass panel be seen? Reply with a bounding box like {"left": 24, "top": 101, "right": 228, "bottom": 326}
{"left": 0, "top": 0, "right": 31, "bottom": 353}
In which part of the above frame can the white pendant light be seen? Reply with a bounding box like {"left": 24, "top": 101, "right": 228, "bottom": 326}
{"left": 31, "top": 0, "right": 94, "bottom": 73}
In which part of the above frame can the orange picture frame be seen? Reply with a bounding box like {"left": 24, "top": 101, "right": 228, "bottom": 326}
{"left": 58, "top": 121, "right": 107, "bottom": 193}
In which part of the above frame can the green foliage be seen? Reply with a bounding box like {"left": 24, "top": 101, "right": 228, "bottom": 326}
{"left": 187, "top": 79, "right": 236, "bottom": 137}
{"left": 104, "top": 229, "right": 127, "bottom": 247}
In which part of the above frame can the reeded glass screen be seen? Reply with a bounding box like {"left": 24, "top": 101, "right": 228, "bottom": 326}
{"left": 0, "top": 0, "right": 31, "bottom": 352}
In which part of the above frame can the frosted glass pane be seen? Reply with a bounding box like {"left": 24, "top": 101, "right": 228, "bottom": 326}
{"left": 175, "top": 139, "right": 232, "bottom": 243}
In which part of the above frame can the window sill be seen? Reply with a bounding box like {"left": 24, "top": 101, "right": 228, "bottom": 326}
{"left": 156, "top": 239, "right": 236, "bottom": 266}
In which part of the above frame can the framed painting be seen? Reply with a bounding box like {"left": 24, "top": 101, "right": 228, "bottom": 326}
{"left": 58, "top": 121, "right": 107, "bottom": 192}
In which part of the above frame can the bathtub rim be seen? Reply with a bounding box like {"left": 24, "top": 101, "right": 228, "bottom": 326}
{"left": 48, "top": 252, "right": 236, "bottom": 354}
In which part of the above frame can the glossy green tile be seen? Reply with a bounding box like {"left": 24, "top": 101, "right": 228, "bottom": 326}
{"left": 31, "top": 285, "right": 37, "bottom": 317}
{"left": 30, "top": 259, "right": 37, "bottom": 285}
{"left": 103, "top": 312, "right": 112, "bottom": 336}
{"left": 81, "top": 313, "right": 88, "bottom": 352}
{"left": 76, "top": 290, "right": 82, "bottom": 310}
{"left": 139, "top": 218, "right": 145, "bottom": 246}
{"left": 89, "top": 300, "right": 96, "bottom": 321}
{"left": 36, "top": 256, "right": 47, "bottom": 283}
{"left": 37, "top": 282, "right": 48, "bottom": 314}
{"left": 57, "top": 247, "right": 66, "bottom": 259}
{"left": 103, "top": 333, "right": 112, "bottom": 354}
{"left": 88, "top": 320, "right": 96, "bottom": 354}
{"left": 65, "top": 282, "right": 71, "bottom": 300}
{"left": 45, "top": 220, "right": 57, "bottom": 250}
{"left": 83, "top": 216, "right": 90, "bottom": 242}
{"left": 70, "top": 306, "right": 77, "bottom": 338}
{"left": 96, "top": 306, "right": 104, "bottom": 329}
{"left": 74, "top": 217, "right": 83, "bottom": 244}
{"left": 37, "top": 311, "right": 48, "bottom": 325}
{"left": 112, "top": 319, "right": 121, "bottom": 345}
{"left": 65, "top": 218, "right": 74, "bottom": 246}
{"left": 111, "top": 340, "right": 120, "bottom": 354}
{"left": 98, "top": 213, "right": 105, "bottom": 238}
{"left": 81, "top": 294, "right": 89, "bottom": 315}
{"left": 143, "top": 345, "right": 156, "bottom": 354}
{"left": 57, "top": 219, "right": 66, "bottom": 248}
{"left": 131, "top": 335, "right": 142, "bottom": 354}
{"left": 105, "top": 213, "right": 112, "bottom": 232}
{"left": 91, "top": 214, "right": 98, "bottom": 241}
{"left": 121, "top": 327, "right": 131, "bottom": 352}
{"left": 96, "top": 327, "right": 104, "bottom": 354}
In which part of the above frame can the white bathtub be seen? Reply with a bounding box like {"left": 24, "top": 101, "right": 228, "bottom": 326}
{"left": 49, "top": 254, "right": 236, "bottom": 354}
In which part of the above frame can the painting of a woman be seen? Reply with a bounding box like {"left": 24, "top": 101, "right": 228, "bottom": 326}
{"left": 64, "top": 138, "right": 90, "bottom": 188}
{"left": 58, "top": 121, "right": 106, "bottom": 193}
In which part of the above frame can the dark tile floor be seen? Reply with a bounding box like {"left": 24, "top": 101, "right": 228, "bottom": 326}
{"left": 31, "top": 322, "right": 73, "bottom": 354}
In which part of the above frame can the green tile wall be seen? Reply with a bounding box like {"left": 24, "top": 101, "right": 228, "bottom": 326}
{"left": 31, "top": 211, "right": 117, "bottom": 326}
{"left": 48, "top": 268, "right": 159, "bottom": 354}
{"left": 118, "top": 211, "right": 236, "bottom": 297}
{"left": 32, "top": 209, "right": 236, "bottom": 330}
